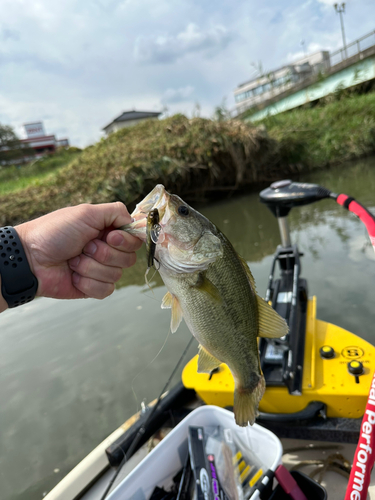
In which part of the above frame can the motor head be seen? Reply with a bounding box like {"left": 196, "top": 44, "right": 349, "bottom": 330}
{"left": 259, "top": 180, "right": 333, "bottom": 218}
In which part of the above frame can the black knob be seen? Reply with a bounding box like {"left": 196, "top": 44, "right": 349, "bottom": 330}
{"left": 348, "top": 360, "right": 364, "bottom": 375}
{"left": 320, "top": 346, "right": 334, "bottom": 359}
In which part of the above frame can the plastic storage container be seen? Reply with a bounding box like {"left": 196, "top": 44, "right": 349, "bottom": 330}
{"left": 107, "top": 405, "right": 283, "bottom": 500}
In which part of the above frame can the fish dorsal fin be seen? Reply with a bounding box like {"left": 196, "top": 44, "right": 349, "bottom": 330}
{"left": 194, "top": 273, "right": 222, "bottom": 303}
{"left": 161, "top": 291, "right": 173, "bottom": 309}
{"left": 239, "top": 256, "right": 257, "bottom": 291}
{"left": 257, "top": 296, "right": 289, "bottom": 338}
{"left": 197, "top": 344, "right": 222, "bottom": 373}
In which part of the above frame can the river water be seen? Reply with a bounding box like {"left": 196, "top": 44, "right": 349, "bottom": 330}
{"left": 1, "top": 158, "right": 375, "bottom": 500}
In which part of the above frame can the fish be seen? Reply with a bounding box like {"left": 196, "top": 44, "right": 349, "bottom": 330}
{"left": 122, "top": 185, "right": 288, "bottom": 426}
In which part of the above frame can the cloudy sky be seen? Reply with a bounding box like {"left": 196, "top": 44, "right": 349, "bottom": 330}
{"left": 1, "top": 0, "right": 374, "bottom": 147}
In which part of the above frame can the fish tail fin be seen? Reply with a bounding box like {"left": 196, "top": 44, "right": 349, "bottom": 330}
{"left": 234, "top": 375, "right": 265, "bottom": 427}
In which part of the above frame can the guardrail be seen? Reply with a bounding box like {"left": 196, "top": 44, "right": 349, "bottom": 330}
{"left": 329, "top": 29, "right": 375, "bottom": 67}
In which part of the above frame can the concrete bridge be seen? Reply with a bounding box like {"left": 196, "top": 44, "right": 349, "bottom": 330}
{"left": 242, "top": 30, "right": 375, "bottom": 123}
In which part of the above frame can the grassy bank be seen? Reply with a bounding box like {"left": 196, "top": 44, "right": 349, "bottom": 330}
{"left": 253, "top": 91, "right": 375, "bottom": 168}
{"left": 1, "top": 93, "right": 374, "bottom": 226}
{"left": 0, "top": 149, "right": 81, "bottom": 196}
{"left": 0, "top": 116, "right": 298, "bottom": 226}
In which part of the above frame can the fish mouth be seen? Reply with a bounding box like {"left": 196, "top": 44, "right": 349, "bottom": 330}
{"left": 121, "top": 184, "right": 169, "bottom": 241}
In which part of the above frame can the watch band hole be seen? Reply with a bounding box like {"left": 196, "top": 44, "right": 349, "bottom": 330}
{"left": 4, "top": 240, "right": 8, "bottom": 244}
{"left": 17, "top": 257, "right": 22, "bottom": 262}
{"left": 15, "top": 249, "right": 20, "bottom": 254}
{"left": 12, "top": 242, "right": 16, "bottom": 246}
{"left": 7, "top": 247, "right": 11, "bottom": 252}
{"left": 4, "top": 261, "right": 9, "bottom": 266}
{"left": 1, "top": 253, "right": 5, "bottom": 258}
{"left": 12, "top": 263, "right": 17, "bottom": 268}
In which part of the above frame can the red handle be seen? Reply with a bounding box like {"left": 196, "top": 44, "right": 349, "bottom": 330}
{"left": 336, "top": 194, "right": 375, "bottom": 252}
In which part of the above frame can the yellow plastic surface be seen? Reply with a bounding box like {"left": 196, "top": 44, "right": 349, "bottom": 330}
{"left": 182, "top": 297, "right": 375, "bottom": 418}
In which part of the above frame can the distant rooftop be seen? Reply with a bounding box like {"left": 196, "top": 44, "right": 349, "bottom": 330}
{"left": 102, "top": 110, "right": 162, "bottom": 131}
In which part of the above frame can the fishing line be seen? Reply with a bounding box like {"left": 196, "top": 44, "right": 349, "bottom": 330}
{"left": 100, "top": 335, "right": 194, "bottom": 500}
{"left": 130, "top": 326, "right": 171, "bottom": 414}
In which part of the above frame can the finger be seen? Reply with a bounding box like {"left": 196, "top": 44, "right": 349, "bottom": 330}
{"left": 106, "top": 230, "right": 143, "bottom": 252}
{"left": 86, "top": 201, "right": 133, "bottom": 231}
{"left": 72, "top": 273, "right": 115, "bottom": 300}
{"left": 82, "top": 239, "right": 137, "bottom": 268}
{"left": 69, "top": 254, "right": 123, "bottom": 283}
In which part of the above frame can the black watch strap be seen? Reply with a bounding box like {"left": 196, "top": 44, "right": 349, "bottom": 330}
{"left": 0, "top": 227, "right": 38, "bottom": 308}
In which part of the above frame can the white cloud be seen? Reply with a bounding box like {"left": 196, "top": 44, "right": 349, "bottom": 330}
{"left": 134, "top": 23, "right": 232, "bottom": 64}
{"left": 161, "top": 86, "right": 195, "bottom": 104}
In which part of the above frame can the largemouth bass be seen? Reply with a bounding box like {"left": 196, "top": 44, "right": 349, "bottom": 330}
{"left": 123, "top": 185, "right": 288, "bottom": 426}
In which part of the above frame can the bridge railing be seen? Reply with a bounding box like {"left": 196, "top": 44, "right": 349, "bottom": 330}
{"left": 233, "top": 29, "right": 375, "bottom": 117}
{"left": 329, "top": 29, "right": 375, "bottom": 67}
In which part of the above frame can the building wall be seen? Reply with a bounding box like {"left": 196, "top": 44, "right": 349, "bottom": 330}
{"left": 105, "top": 116, "right": 159, "bottom": 135}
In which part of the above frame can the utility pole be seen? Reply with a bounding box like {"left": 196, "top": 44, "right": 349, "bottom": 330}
{"left": 334, "top": 3, "right": 347, "bottom": 59}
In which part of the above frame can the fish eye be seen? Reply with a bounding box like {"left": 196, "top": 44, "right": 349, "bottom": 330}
{"left": 178, "top": 205, "right": 189, "bottom": 216}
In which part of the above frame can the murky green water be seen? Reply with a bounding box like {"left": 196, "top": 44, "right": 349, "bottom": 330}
{"left": 1, "top": 158, "right": 375, "bottom": 500}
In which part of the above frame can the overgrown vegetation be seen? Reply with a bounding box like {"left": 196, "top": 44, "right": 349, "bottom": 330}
{"left": 255, "top": 91, "right": 375, "bottom": 168}
{"left": 0, "top": 115, "right": 300, "bottom": 225}
{"left": 1, "top": 91, "right": 375, "bottom": 226}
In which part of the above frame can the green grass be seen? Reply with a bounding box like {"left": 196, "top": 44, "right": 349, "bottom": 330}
{"left": 0, "top": 149, "right": 81, "bottom": 195}
{"left": 253, "top": 92, "right": 375, "bottom": 168}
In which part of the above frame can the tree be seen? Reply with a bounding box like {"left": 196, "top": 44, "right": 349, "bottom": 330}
{"left": 0, "top": 124, "right": 34, "bottom": 164}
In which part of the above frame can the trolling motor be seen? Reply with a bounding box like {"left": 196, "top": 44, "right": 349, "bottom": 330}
{"left": 259, "top": 180, "right": 375, "bottom": 397}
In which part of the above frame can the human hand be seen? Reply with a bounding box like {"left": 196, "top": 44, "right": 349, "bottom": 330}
{"left": 14, "top": 202, "right": 142, "bottom": 301}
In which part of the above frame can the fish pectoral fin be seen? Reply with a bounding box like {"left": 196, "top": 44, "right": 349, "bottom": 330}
{"left": 161, "top": 291, "right": 173, "bottom": 309}
{"left": 193, "top": 274, "right": 222, "bottom": 304}
{"left": 257, "top": 295, "right": 289, "bottom": 338}
{"left": 170, "top": 295, "right": 183, "bottom": 333}
{"left": 161, "top": 291, "right": 183, "bottom": 333}
{"left": 197, "top": 345, "right": 222, "bottom": 373}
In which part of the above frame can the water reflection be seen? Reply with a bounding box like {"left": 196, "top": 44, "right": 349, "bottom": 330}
{"left": 1, "top": 157, "right": 375, "bottom": 500}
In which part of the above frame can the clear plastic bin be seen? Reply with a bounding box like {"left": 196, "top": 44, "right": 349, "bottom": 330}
{"left": 107, "top": 406, "right": 283, "bottom": 500}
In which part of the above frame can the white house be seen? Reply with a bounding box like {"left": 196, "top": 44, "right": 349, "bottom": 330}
{"left": 102, "top": 110, "right": 162, "bottom": 135}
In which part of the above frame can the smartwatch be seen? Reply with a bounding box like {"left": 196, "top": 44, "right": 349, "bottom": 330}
{"left": 0, "top": 227, "right": 38, "bottom": 308}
